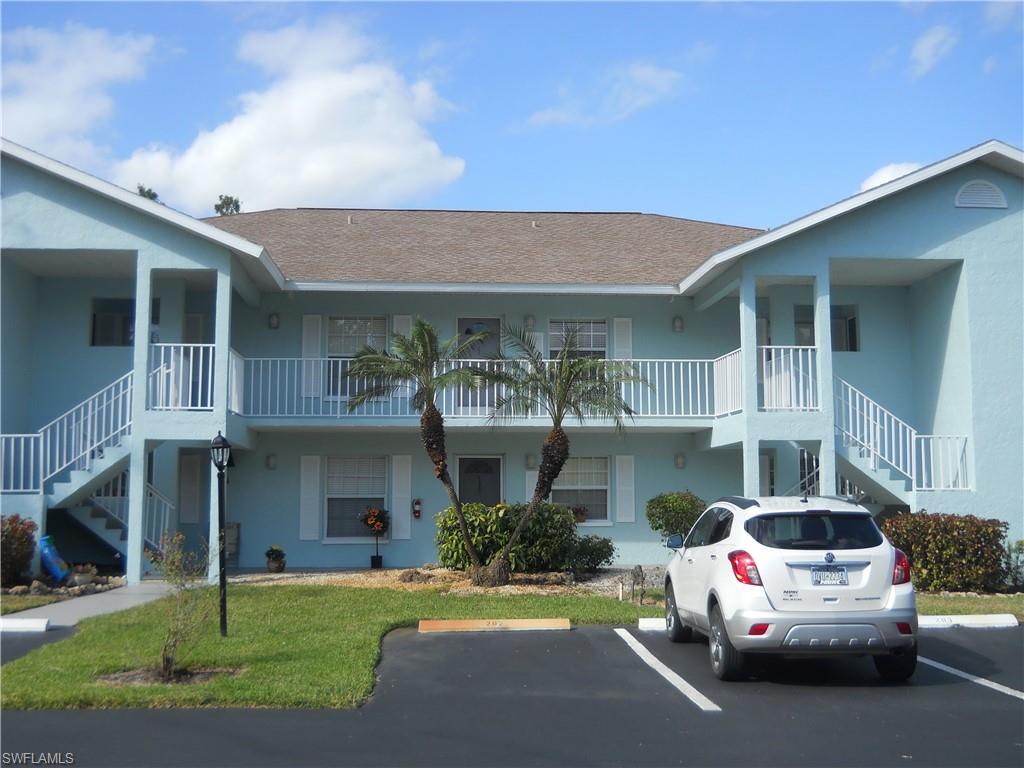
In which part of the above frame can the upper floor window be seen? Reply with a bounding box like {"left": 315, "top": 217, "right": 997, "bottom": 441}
{"left": 551, "top": 456, "right": 609, "bottom": 522}
{"left": 793, "top": 305, "right": 859, "bottom": 352}
{"left": 327, "top": 316, "right": 387, "bottom": 397}
{"left": 325, "top": 456, "right": 386, "bottom": 539}
{"left": 91, "top": 299, "right": 134, "bottom": 346}
{"left": 549, "top": 320, "right": 607, "bottom": 358}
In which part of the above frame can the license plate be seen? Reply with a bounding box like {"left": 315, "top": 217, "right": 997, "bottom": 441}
{"left": 811, "top": 566, "right": 848, "bottom": 586}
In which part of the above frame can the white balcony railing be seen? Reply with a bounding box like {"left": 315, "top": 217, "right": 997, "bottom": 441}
{"left": 231, "top": 353, "right": 744, "bottom": 420}
{"left": 147, "top": 344, "right": 215, "bottom": 410}
{"left": 915, "top": 435, "right": 970, "bottom": 491}
{"left": 758, "top": 346, "right": 819, "bottom": 411}
{"left": 1, "top": 434, "right": 41, "bottom": 493}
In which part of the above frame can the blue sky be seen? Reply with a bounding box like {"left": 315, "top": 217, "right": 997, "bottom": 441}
{"left": 2, "top": 2, "right": 1021, "bottom": 226}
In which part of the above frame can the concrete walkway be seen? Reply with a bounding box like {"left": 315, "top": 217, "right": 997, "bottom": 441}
{"left": 7, "top": 581, "right": 171, "bottom": 627}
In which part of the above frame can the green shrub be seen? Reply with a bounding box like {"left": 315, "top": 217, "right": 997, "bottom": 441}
{"left": 437, "top": 502, "right": 577, "bottom": 573}
{"left": 1, "top": 514, "right": 38, "bottom": 587}
{"left": 645, "top": 491, "right": 706, "bottom": 540}
{"left": 436, "top": 502, "right": 615, "bottom": 574}
{"left": 1004, "top": 540, "right": 1024, "bottom": 590}
{"left": 881, "top": 512, "right": 1008, "bottom": 592}
{"left": 570, "top": 535, "right": 616, "bottom": 574}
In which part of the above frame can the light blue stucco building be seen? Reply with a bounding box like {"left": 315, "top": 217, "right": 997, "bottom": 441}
{"left": 1, "top": 138, "right": 1021, "bottom": 583}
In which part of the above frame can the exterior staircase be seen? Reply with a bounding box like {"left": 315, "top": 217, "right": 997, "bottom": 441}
{"left": 1, "top": 371, "right": 173, "bottom": 559}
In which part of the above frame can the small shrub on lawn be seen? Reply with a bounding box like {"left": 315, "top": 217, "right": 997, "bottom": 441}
{"left": 645, "top": 491, "right": 706, "bottom": 540}
{"left": 1006, "top": 540, "right": 1024, "bottom": 591}
{"left": 146, "top": 533, "right": 214, "bottom": 679}
{"left": 1, "top": 514, "right": 38, "bottom": 587}
{"left": 881, "top": 512, "right": 1008, "bottom": 592}
{"left": 437, "top": 502, "right": 615, "bottom": 574}
{"left": 570, "top": 535, "right": 616, "bottom": 574}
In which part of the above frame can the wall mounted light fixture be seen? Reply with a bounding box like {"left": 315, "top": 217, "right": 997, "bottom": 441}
{"left": 672, "top": 316, "right": 684, "bottom": 333}
{"left": 525, "top": 453, "right": 537, "bottom": 470}
{"left": 265, "top": 454, "right": 277, "bottom": 470}
{"left": 674, "top": 453, "right": 686, "bottom": 470}
{"left": 524, "top": 314, "right": 536, "bottom": 330}
{"left": 268, "top": 313, "right": 280, "bottom": 330}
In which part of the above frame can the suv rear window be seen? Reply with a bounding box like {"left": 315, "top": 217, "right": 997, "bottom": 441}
{"left": 745, "top": 513, "right": 883, "bottom": 550}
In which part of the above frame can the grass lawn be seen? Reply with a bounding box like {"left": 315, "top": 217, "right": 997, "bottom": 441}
{"left": 1, "top": 594, "right": 62, "bottom": 615}
{"left": 0, "top": 584, "right": 659, "bottom": 709}
{"left": 916, "top": 592, "right": 1024, "bottom": 620}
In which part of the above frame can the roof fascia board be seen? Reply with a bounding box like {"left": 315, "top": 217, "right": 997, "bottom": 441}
{"left": 285, "top": 280, "right": 681, "bottom": 295}
{"left": 1, "top": 139, "right": 285, "bottom": 288}
{"left": 679, "top": 140, "right": 1024, "bottom": 295}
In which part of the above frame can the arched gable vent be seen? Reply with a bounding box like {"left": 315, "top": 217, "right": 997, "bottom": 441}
{"left": 955, "top": 180, "right": 1007, "bottom": 208}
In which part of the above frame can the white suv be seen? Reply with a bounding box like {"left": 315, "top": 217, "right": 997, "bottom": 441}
{"left": 664, "top": 496, "right": 917, "bottom": 681}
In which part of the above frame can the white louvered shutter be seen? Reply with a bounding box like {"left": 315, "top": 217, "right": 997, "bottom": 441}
{"left": 302, "top": 315, "right": 322, "bottom": 398}
{"left": 615, "top": 455, "right": 635, "bottom": 523}
{"left": 612, "top": 318, "right": 633, "bottom": 360}
{"left": 390, "top": 455, "right": 412, "bottom": 540}
{"left": 525, "top": 470, "right": 539, "bottom": 502}
{"left": 299, "top": 456, "right": 321, "bottom": 540}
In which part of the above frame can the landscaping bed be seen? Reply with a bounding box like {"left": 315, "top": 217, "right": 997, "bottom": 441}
{"left": 0, "top": 576, "right": 128, "bottom": 615}
{"left": 0, "top": 584, "right": 659, "bottom": 709}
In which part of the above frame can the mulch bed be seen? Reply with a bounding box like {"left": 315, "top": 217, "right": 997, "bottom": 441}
{"left": 97, "top": 667, "right": 244, "bottom": 687}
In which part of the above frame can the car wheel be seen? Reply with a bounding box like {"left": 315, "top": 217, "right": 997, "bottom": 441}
{"left": 874, "top": 645, "right": 917, "bottom": 682}
{"left": 665, "top": 582, "right": 693, "bottom": 643}
{"left": 708, "top": 604, "right": 747, "bottom": 681}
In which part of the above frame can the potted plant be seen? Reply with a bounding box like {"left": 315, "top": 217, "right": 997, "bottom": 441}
{"left": 71, "top": 563, "right": 97, "bottom": 586}
{"left": 571, "top": 505, "right": 589, "bottom": 525}
{"left": 360, "top": 507, "right": 390, "bottom": 568}
{"left": 264, "top": 545, "right": 286, "bottom": 573}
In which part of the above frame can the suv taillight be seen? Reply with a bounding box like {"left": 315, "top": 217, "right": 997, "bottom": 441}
{"left": 728, "top": 550, "right": 763, "bottom": 586}
{"left": 892, "top": 548, "right": 912, "bottom": 585}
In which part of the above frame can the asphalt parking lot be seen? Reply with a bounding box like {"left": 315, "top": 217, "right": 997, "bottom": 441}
{"left": 2, "top": 624, "right": 1022, "bottom": 767}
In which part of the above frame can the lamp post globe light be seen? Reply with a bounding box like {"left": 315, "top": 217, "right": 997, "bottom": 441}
{"left": 210, "top": 431, "right": 231, "bottom": 637}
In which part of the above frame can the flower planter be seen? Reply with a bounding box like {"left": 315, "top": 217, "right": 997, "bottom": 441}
{"left": 370, "top": 555, "right": 383, "bottom": 569}
{"left": 266, "top": 559, "right": 286, "bottom": 573}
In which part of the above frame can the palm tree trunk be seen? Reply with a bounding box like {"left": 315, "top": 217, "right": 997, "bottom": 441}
{"left": 475, "top": 426, "right": 570, "bottom": 587}
{"left": 420, "top": 403, "right": 482, "bottom": 568}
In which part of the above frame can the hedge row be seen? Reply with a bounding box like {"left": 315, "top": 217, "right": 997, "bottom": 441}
{"left": 881, "top": 512, "right": 1008, "bottom": 592}
{"left": 436, "top": 502, "right": 615, "bottom": 574}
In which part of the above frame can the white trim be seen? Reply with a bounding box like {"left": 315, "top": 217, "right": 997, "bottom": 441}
{"left": 323, "top": 455, "right": 388, "bottom": 540}
{"left": 322, "top": 536, "right": 390, "bottom": 545}
{"left": 1, "top": 138, "right": 284, "bottom": 287}
{"left": 614, "top": 455, "right": 636, "bottom": 523}
{"left": 390, "top": 454, "right": 412, "bottom": 540}
{"left": 551, "top": 456, "right": 611, "bottom": 523}
{"left": 679, "top": 140, "right": 1024, "bottom": 295}
{"left": 298, "top": 455, "right": 321, "bottom": 541}
{"left": 286, "top": 280, "right": 680, "bottom": 295}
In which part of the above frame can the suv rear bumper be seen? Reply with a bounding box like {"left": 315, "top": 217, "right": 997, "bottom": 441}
{"left": 724, "top": 607, "right": 918, "bottom": 654}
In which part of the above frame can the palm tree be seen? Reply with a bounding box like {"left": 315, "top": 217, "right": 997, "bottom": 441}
{"left": 475, "top": 324, "right": 645, "bottom": 586}
{"left": 345, "top": 318, "right": 490, "bottom": 568}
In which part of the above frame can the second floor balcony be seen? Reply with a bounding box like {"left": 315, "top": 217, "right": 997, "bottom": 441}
{"left": 226, "top": 350, "right": 747, "bottom": 423}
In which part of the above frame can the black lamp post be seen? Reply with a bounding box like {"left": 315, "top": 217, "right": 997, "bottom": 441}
{"left": 210, "top": 431, "right": 231, "bottom": 638}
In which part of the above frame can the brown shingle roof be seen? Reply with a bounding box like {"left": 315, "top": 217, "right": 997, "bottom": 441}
{"left": 204, "top": 209, "right": 761, "bottom": 286}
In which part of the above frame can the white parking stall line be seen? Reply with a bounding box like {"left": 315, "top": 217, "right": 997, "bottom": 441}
{"left": 919, "top": 656, "right": 1024, "bottom": 702}
{"left": 613, "top": 628, "right": 722, "bottom": 713}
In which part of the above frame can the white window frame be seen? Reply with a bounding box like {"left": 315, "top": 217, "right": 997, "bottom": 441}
{"left": 323, "top": 456, "right": 389, "bottom": 544}
{"left": 551, "top": 456, "right": 611, "bottom": 526}
{"left": 548, "top": 319, "right": 608, "bottom": 358}
{"left": 325, "top": 316, "right": 388, "bottom": 401}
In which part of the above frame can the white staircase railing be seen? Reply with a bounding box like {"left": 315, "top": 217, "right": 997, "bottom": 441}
{"left": 758, "top": 346, "right": 819, "bottom": 411}
{"left": 144, "top": 483, "right": 174, "bottom": 549}
{"left": 783, "top": 452, "right": 876, "bottom": 503}
{"left": 915, "top": 435, "right": 970, "bottom": 491}
{"left": 834, "top": 377, "right": 915, "bottom": 481}
{"left": 39, "top": 372, "right": 134, "bottom": 484}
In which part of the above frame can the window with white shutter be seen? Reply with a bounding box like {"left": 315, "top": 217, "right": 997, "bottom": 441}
{"left": 325, "top": 457, "right": 387, "bottom": 539}
{"left": 326, "top": 316, "right": 387, "bottom": 397}
{"left": 551, "top": 457, "right": 609, "bottom": 522}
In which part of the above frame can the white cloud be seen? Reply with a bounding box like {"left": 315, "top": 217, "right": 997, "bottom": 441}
{"left": 984, "top": 1, "right": 1021, "bottom": 31}
{"left": 529, "top": 61, "right": 682, "bottom": 127}
{"left": 112, "top": 19, "right": 464, "bottom": 214}
{"left": 1, "top": 23, "right": 154, "bottom": 167}
{"left": 909, "top": 25, "right": 959, "bottom": 78}
{"left": 860, "top": 162, "right": 923, "bottom": 192}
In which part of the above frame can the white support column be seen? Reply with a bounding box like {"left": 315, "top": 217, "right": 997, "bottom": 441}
{"left": 207, "top": 458, "right": 220, "bottom": 584}
{"left": 813, "top": 265, "right": 836, "bottom": 495}
{"left": 212, "top": 267, "right": 232, "bottom": 415}
{"left": 126, "top": 438, "right": 147, "bottom": 583}
{"left": 126, "top": 259, "right": 153, "bottom": 585}
{"left": 738, "top": 269, "right": 759, "bottom": 416}
{"left": 743, "top": 438, "right": 760, "bottom": 498}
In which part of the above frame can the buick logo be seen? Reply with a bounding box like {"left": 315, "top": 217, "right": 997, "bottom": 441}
{"left": 824, "top": 552, "right": 836, "bottom": 563}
